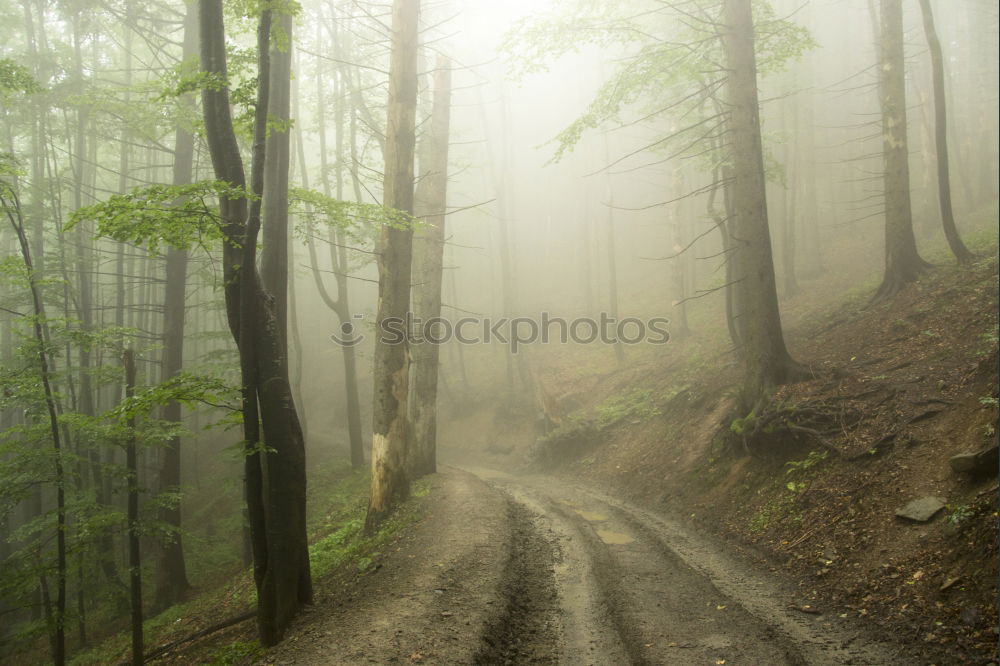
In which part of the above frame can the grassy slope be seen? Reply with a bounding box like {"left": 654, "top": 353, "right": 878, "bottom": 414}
{"left": 67, "top": 462, "right": 430, "bottom": 666}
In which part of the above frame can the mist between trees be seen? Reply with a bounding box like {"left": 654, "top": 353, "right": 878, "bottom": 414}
{"left": 0, "top": 0, "right": 996, "bottom": 662}
{"left": 332, "top": 312, "right": 672, "bottom": 351}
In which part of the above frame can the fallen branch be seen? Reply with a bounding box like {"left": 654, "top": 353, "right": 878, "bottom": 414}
{"left": 136, "top": 610, "right": 256, "bottom": 664}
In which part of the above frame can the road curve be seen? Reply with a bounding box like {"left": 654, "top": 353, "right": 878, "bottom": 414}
{"left": 466, "top": 466, "right": 921, "bottom": 666}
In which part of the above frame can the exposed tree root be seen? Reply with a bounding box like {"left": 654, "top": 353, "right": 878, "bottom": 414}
{"left": 729, "top": 398, "right": 862, "bottom": 457}
{"left": 870, "top": 259, "right": 933, "bottom": 304}
{"left": 136, "top": 611, "right": 256, "bottom": 663}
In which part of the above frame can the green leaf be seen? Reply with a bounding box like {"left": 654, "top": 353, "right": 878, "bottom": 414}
{"left": 68, "top": 180, "right": 254, "bottom": 253}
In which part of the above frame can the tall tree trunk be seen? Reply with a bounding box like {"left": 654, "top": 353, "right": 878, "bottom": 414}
{"left": 262, "top": 11, "right": 293, "bottom": 332}
{"left": 199, "top": 0, "right": 311, "bottom": 645}
{"left": 669, "top": 215, "right": 689, "bottom": 339}
{"left": 781, "top": 104, "right": 800, "bottom": 300}
{"left": 71, "top": 6, "right": 126, "bottom": 608}
{"left": 366, "top": 0, "right": 420, "bottom": 532}
{"left": 602, "top": 135, "right": 624, "bottom": 364}
{"left": 476, "top": 86, "right": 517, "bottom": 396}
{"left": 154, "top": 0, "right": 197, "bottom": 612}
{"left": 872, "top": 0, "right": 930, "bottom": 301}
{"left": 2, "top": 186, "right": 66, "bottom": 666}
{"left": 605, "top": 189, "right": 625, "bottom": 365}
{"left": 408, "top": 56, "right": 451, "bottom": 479}
{"left": 123, "top": 350, "right": 144, "bottom": 666}
{"left": 917, "top": 0, "right": 973, "bottom": 264}
{"left": 722, "top": 0, "right": 804, "bottom": 408}
{"left": 308, "top": 13, "right": 364, "bottom": 469}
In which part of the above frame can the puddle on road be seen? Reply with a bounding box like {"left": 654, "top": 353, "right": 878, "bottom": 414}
{"left": 574, "top": 509, "right": 608, "bottom": 522}
{"left": 596, "top": 529, "right": 634, "bottom": 545}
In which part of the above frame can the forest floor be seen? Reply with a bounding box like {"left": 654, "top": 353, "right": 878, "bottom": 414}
{"left": 69, "top": 241, "right": 997, "bottom": 665}
{"left": 442, "top": 246, "right": 999, "bottom": 664}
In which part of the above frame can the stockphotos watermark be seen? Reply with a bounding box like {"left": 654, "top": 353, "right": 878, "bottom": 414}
{"left": 330, "top": 312, "right": 671, "bottom": 353}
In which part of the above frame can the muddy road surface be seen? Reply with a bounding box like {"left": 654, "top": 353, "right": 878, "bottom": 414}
{"left": 263, "top": 467, "right": 925, "bottom": 665}
{"left": 468, "top": 466, "right": 923, "bottom": 666}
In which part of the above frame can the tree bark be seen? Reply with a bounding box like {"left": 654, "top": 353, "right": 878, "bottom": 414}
{"left": 262, "top": 10, "right": 293, "bottom": 331}
{"left": 2, "top": 185, "right": 66, "bottom": 666}
{"left": 198, "top": 0, "right": 311, "bottom": 645}
{"left": 872, "top": 0, "right": 930, "bottom": 301}
{"left": 603, "top": 135, "right": 624, "bottom": 365}
{"left": 722, "top": 0, "right": 805, "bottom": 408}
{"left": 408, "top": 56, "right": 451, "bottom": 478}
{"left": 308, "top": 12, "right": 364, "bottom": 469}
{"left": 154, "top": 0, "right": 196, "bottom": 612}
{"left": 781, "top": 97, "right": 800, "bottom": 299}
{"left": 123, "top": 349, "right": 144, "bottom": 666}
{"left": 366, "top": 0, "right": 420, "bottom": 532}
{"left": 917, "top": 0, "right": 973, "bottom": 264}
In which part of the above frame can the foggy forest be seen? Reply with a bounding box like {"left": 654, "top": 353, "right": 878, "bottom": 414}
{"left": 0, "top": 0, "right": 997, "bottom": 664}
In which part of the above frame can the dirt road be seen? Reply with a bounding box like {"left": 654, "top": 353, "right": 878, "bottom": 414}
{"left": 469, "top": 466, "right": 932, "bottom": 665}
{"left": 264, "top": 467, "right": 925, "bottom": 665}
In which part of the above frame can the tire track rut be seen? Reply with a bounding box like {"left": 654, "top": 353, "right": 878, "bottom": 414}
{"left": 471, "top": 468, "right": 924, "bottom": 665}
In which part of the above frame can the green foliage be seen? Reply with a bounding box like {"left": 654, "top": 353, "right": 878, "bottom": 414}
{"left": 505, "top": 0, "right": 815, "bottom": 167}
{"left": 311, "top": 518, "right": 366, "bottom": 577}
{"left": 160, "top": 67, "right": 229, "bottom": 99}
{"left": 748, "top": 480, "right": 803, "bottom": 533}
{"left": 978, "top": 328, "right": 999, "bottom": 353}
{"left": 730, "top": 409, "right": 756, "bottom": 435}
{"left": 784, "top": 450, "right": 828, "bottom": 475}
{"left": 944, "top": 504, "right": 974, "bottom": 528}
{"left": 110, "top": 372, "right": 240, "bottom": 422}
{"left": 0, "top": 152, "right": 25, "bottom": 182}
{"left": 209, "top": 639, "right": 265, "bottom": 665}
{"left": 307, "top": 467, "right": 371, "bottom": 578}
{"left": 0, "top": 58, "right": 41, "bottom": 98}
{"left": 67, "top": 180, "right": 253, "bottom": 254}
{"left": 291, "top": 187, "right": 413, "bottom": 237}
{"left": 747, "top": 451, "right": 829, "bottom": 533}
{"left": 596, "top": 388, "right": 660, "bottom": 429}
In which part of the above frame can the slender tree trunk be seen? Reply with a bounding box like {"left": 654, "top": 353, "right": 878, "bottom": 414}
{"left": 286, "top": 48, "right": 308, "bottom": 439}
{"left": 446, "top": 251, "right": 471, "bottom": 392}
{"left": 408, "top": 56, "right": 451, "bottom": 478}
{"left": 366, "top": 0, "right": 420, "bottom": 532}
{"left": 580, "top": 203, "right": 595, "bottom": 316}
{"left": 873, "top": 0, "right": 930, "bottom": 301}
{"left": 917, "top": 0, "right": 973, "bottom": 264}
{"left": 476, "top": 86, "right": 517, "bottom": 395}
{"left": 71, "top": 7, "right": 127, "bottom": 610}
{"left": 707, "top": 148, "right": 741, "bottom": 356}
{"left": 602, "top": 134, "right": 624, "bottom": 364}
{"left": 605, "top": 189, "right": 625, "bottom": 365}
{"left": 262, "top": 10, "right": 293, "bottom": 332}
{"left": 154, "top": 1, "right": 197, "bottom": 612}
{"left": 123, "top": 350, "right": 144, "bottom": 666}
{"left": 669, "top": 216, "right": 689, "bottom": 338}
{"left": 2, "top": 186, "right": 66, "bottom": 666}
{"left": 782, "top": 105, "right": 800, "bottom": 299}
{"left": 722, "top": 0, "right": 804, "bottom": 408}
{"left": 308, "top": 14, "right": 364, "bottom": 468}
